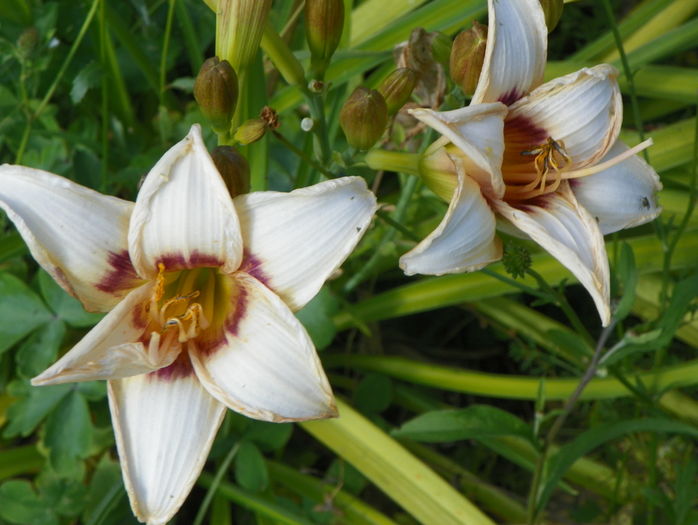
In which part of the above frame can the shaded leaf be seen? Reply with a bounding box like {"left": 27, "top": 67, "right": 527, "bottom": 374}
{"left": 43, "top": 391, "right": 93, "bottom": 476}
{"left": 235, "top": 440, "right": 269, "bottom": 492}
{"left": 0, "top": 480, "right": 58, "bottom": 525}
{"left": 39, "top": 270, "right": 103, "bottom": 328}
{"left": 0, "top": 271, "right": 52, "bottom": 354}
{"left": 295, "top": 287, "right": 339, "bottom": 351}
{"left": 3, "top": 381, "right": 71, "bottom": 438}
{"left": 15, "top": 319, "right": 66, "bottom": 379}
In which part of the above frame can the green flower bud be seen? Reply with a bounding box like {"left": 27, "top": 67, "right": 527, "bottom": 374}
{"left": 339, "top": 87, "right": 388, "bottom": 151}
{"left": 430, "top": 32, "right": 452, "bottom": 70}
{"left": 216, "top": 0, "right": 272, "bottom": 72}
{"left": 378, "top": 68, "right": 417, "bottom": 115}
{"left": 211, "top": 146, "right": 250, "bottom": 197}
{"left": 539, "top": 0, "right": 564, "bottom": 32}
{"left": 233, "top": 118, "right": 267, "bottom": 145}
{"left": 449, "top": 22, "right": 487, "bottom": 97}
{"left": 17, "top": 27, "right": 38, "bottom": 58}
{"left": 305, "top": 0, "right": 344, "bottom": 79}
{"left": 194, "top": 57, "right": 239, "bottom": 133}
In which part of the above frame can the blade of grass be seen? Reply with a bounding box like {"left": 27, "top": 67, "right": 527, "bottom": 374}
{"left": 302, "top": 398, "right": 496, "bottom": 525}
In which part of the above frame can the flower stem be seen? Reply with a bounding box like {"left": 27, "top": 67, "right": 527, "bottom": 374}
{"left": 365, "top": 149, "right": 421, "bottom": 176}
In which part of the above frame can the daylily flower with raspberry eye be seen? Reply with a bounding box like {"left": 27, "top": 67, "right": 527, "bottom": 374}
{"left": 0, "top": 125, "right": 377, "bottom": 525}
{"left": 402, "top": 0, "right": 661, "bottom": 326}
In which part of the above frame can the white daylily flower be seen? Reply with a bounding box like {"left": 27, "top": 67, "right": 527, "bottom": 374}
{"left": 403, "top": 0, "right": 661, "bottom": 326}
{"left": 0, "top": 125, "right": 377, "bottom": 525}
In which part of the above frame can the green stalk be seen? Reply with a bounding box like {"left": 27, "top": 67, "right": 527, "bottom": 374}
{"left": 193, "top": 442, "right": 240, "bottom": 525}
{"left": 159, "top": 0, "right": 177, "bottom": 105}
{"left": 323, "top": 354, "right": 698, "bottom": 401}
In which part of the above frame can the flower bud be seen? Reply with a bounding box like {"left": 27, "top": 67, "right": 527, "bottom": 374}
{"left": 233, "top": 118, "right": 267, "bottom": 145}
{"left": 449, "top": 22, "right": 487, "bottom": 97}
{"left": 539, "top": 0, "right": 564, "bottom": 32}
{"left": 194, "top": 57, "right": 239, "bottom": 133}
{"left": 339, "top": 87, "right": 388, "bottom": 150}
{"left": 211, "top": 146, "right": 250, "bottom": 197}
{"left": 17, "top": 27, "right": 38, "bottom": 58}
{"left": 216, "top": 0, "right": 272, "bottom": 72}
{"left": 418, "top": 144, "right": 459, "bottom": 202}
{"left": 378, "top": 68, "right": 417, "bottom": 115}
{"left": 305, "top": 0, "right": 344, "bottom": 79}
{"left": 430, "top": 32, "right": 452, "bottom": 70}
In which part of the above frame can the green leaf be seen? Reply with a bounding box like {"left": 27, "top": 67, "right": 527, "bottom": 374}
{"left": 3, "top": 381, "right": 72, "bottom": 438}
{"left": 354, "top": 373, "right": 393, "bottom": 413}
{"left": 0, "top": 271, "right": 52, "bottom": 354}
{"left": 244, "top": 421, "right": 293, "bottom": 452}
{"left": 613, "top": 243, "right": 637, "bottom": 322}
{"left": 295, "top": 287, "right": 339, "bottom": 351}
{"left": 43, "top": 391, "right": 93, "bottom": 476}
{"left": 393, "top": 405, "right": 533, "bottom": 444}
{"left": 536, "top": 418, "right": 698, "bottom": 514}
{"left": 83, "top": 456, "right": 134, "bottom": 525}
{"left": 39, "top": 270, "right": 103, "bottom": 328}
{"left": 15, "top": 319, "right": 66, "bottom": 379}
{"left": 37, "top": 473, "right": 87, "bottom": 518}
{"left": 235, "top": 441, "right": 269, "bottom": 492}
{"left": 70, "top": 61, "right": 102, "bottom": 104}
{"left": 0, "top": 480, "right": 58, "bottom": 525}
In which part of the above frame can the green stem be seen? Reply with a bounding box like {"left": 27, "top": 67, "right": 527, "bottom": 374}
{"left": 322, "top": 354, "right": 698, "bottom": 401}
{"left": 365, "top": 149, "right": 421, "bottom": 175}
{"left": 99, "top": 0, "right": 109, "bottom": 192}
{"left": 15, "top": 0, "right": 100, "bottom": 163}
{"left": 160, "top": 0, "right": 177, "bottom": 104}
{"left": 193, "top": 441, "right": 240, "bottom": 525}
{"left": 272, "top": 131, "right": 334, "bottom": 179}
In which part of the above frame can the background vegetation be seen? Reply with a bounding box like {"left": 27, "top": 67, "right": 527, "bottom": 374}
{"left": 0, "top": 0, "right": 696, "bottom": 524}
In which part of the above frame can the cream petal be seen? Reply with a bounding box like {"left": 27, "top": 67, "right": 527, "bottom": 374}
{"left": 109, "top": 367, "right": 225, "bottom": 525}
{"left": 0, "top": 165, "right": 140, "bottom": 312}
{"left": 570, "top": 141, "right": 663, "bottom": 234}
{"left": 472, "top": 0, "right": 548, "bottom": 105}
{"left": 508, "top": 65, "right": 622, "bottom": 169}
{"left": 128, "top": 125, "right": 243, "bottom": 279}
{"left": 494, "top": 184, "right": 611, "bottom": 325}
{"left": 410, "top": 103, "right": 508, "bottom": 199}
{"left": 234, "top": 177, "right": 377, "bottom": 311}
{"left": 400, "top": 163, "right": 502, "bottom": 276}
{"left": 190, "top": 273, "right": 336, "bottom": 422}
{"left": 31, "top": 283, "right": 176, "bottom": 385}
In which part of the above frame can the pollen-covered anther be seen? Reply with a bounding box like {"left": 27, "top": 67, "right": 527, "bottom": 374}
{"left": 506, "top": 136, "right": 570, "bottom": 200}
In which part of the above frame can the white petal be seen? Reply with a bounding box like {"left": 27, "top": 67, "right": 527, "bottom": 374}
{"left": 234, "top": 177, "right": 377, "bottom": 311}
{"left": 400, "top": 165, "right": 502, "bottom": 275}
{"left": 472, "top": 0, "right": 548, "bottom": 105}
{"left": 128, "top": 125, "right": 243, "bottom": 279}
{"left": 109, "top": 367, "right": 225, "bottom": 525}
{"left": 31, "top": 283, "right": 175, "bottom": 385}
{"left": 410, "top": 103, "right": 508, "bottom": 199}
{"left": 494, "top": 184, "right": 611, "bottom": 325}
{"left": 190, "top": 273, "right": 336, "bottom": 422}
{"left": 571, "top": 141, "right": 663, "bottom": 234}
{"left": 0, "top": 165, "right": 140, "bottom": 311}
{"left": 508, "top": 65, "right": 622, "bottom": 169}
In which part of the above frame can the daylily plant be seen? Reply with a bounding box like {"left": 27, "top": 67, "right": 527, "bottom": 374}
{"left": 0, "top": 125, "right": 377, "bottom": 525}
{"left": 402, "top": 0, "right": 661, "bottom": 325}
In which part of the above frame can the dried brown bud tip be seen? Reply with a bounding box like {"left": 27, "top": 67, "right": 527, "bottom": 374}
{"left": 449, "top": 22, "right": 487, "bottom": 97}
{"left": 194, "top": 57, "right": 239, "bottom": 133}
{"left": 339, "top": 87, "right": 388, "bottom": 150}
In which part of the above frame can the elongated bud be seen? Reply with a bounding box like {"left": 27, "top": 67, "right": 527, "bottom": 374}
{"left": 450, "top": 22, "right": 487, "bottom": 97}
{"left": 194, "top": 57, "right": 239, "bottom": 133}
{"left": 216, "top": 0, "right": 272, "bottom": 72}
{"left": 378, "top": 68, "right": 417, "bottom": 116}
{"left": 430, "top": 32, "right": 452, "bottom": 70}
{"left": 539, "top": 0, "right": 564, "bottom": 32}
{"left": 211, "top": 146, "right": 250, "bottom": 197}
{"left": 340, "top": 87, "right": 388, "bottom": 150}
{"left": 305, "top": 0, "right": 344, "bottom": 79}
